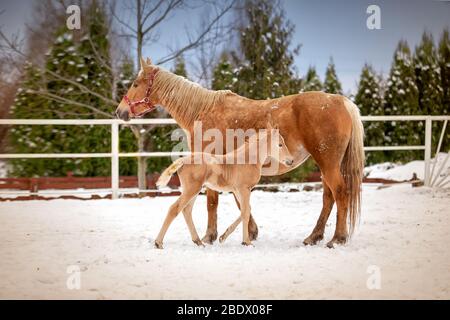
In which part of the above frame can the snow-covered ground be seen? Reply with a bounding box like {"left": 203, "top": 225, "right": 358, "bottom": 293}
{"left": 0, "top": 184, "right": 449, "bottom": 299}
{"left": 365, "top": 152, "right": 449, "bottom": 182}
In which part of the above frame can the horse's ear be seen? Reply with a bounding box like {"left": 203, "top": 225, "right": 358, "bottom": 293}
{"left": 146, "top": 57, "right": 152, "bottom": 65}
{"left": 140, "top": 56, "right": 146, "bottom": 71}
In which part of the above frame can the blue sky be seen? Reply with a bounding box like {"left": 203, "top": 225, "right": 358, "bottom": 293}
{"left": 1, "top": 0, "right": 449, "bottom": 93}
{"left": 284, "top": 0, "right": 450, "bottom": 93}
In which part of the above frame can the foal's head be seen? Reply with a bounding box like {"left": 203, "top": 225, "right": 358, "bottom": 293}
{"left": 267, "top": 129, "right": 294, "bottom": 167}
{"left": 115, "top": 57, "right": 160, "bottom": 121}
{"left": 255, "top": 121, "right": 293, "bottom": 167}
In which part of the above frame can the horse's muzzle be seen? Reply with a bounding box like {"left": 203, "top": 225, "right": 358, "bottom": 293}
{"left": 116, "top": 109, "right": 130, "bottom": 121}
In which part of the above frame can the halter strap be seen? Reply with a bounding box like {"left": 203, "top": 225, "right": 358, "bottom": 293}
{"left": 123, "top": 68, "right": 159, "bottom": 117}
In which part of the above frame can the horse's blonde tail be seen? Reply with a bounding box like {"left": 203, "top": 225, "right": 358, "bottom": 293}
{"left": 342, "top": 98, "right": 365, "bottom": 236}
{"left": 156, "top": 158, "right": 185, "bottom": 188}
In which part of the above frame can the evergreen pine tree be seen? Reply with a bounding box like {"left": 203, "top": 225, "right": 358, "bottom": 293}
{"left": 211, "top": 53, "right": 235, "bottom": 90}
{"left": 301, "top": 66, "right": 322, "bottom": 92}
{"left": 438, "top": 28, "right": 450, "bottom": 152}
{"left": 384, "top": 40, "right": 420, "bottom": 162}
{"left": 438, "top": 28, "right": 450, "bottom": 114}
{"left": 10, "top": 2, "right": 117, "bottom": 177}
{"left": 414, "top": 31, "right": 444, "bottom": 154}
{"left": 172, "top": 55, "right": 188, "bottom": 78}
{"left": 233, "top": 0, "right": 299, "bottom": 99}
{"left": 414, "top": 32, "right": 443, "bottom": 115}
{"left": 9, "top": 63, "right": 52, "bottom": 177}
{"left": 323, "top": 57, "right": 342, "bottom": 94}
{"left": 355, "top": 64, "right": 385, "bottom": 164}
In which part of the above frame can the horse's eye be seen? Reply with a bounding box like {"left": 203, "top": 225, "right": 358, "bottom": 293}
{"left": 279, "top": 144, "right": 282, "bottom": 147}
{"left": 132, "top": 82, "right": 138, "bottom": 88}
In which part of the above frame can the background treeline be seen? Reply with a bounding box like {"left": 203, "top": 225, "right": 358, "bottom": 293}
{"left": 0, "top": 0, "right": 449, "bottom": 183}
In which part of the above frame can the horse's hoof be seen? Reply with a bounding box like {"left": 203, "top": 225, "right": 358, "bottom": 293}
{"left": 202, "top": 231, "right": 218, "bottom": 245}
{"left": 219, "top": 234, "right": 226, "bottom": 243}
{"left": 154, "top": 241, "right": 164, "bottom": 249}
{"left": 326, "top": 236, "right": 347, "bottom": 249}
{"left": 193, "top": 239, "right": 205, "bottom": 247}
{"left": 303, "top": 234, "right": 323, "bottom": 246}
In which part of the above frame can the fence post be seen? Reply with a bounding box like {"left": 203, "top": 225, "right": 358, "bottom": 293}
{"left": 424, "top": 116, "right": 432, "bottom": 186}
{"left": 111, "top": 121, "right": 119, "bottom": 199}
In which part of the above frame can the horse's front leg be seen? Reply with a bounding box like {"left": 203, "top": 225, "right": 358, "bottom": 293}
{"left": 235, "top": 188, "right": 252, "bottom": 246}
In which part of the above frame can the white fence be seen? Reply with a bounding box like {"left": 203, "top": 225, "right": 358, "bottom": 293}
{"left": 0, "top": 115, "right": 449, "bottom": 198}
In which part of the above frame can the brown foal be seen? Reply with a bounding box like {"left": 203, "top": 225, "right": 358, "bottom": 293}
{"left": 154, "top": 127, "right": 294, "bottom": 248}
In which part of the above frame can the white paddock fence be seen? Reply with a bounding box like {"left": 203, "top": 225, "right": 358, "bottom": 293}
{"left": 0, "top": 115, "right": 449, "bottom": 199}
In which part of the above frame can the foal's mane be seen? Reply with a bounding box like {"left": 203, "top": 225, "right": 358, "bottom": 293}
{"left": 153, "top": 68, "right": 233, "bottom": 126}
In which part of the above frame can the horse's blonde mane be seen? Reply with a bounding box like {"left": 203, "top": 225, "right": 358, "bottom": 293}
{"left": 153, "top": 68, "right": 232, "bottom": 126}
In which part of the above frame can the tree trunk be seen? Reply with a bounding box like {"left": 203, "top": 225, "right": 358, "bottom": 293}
{"left": 136, "top": 0, "right": 143, "bottom": 68}
{"left": 137, "top": 131, "right": 147, "bottom": 191}
{"left": 131, "top": 125, "right": 147, "bottom": 197}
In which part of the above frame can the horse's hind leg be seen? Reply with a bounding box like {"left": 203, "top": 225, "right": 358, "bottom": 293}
{"left": 321, "top": 166, "right": 349, "bottom": 248}
{"left": 202, "top": 188, "right": 219, "bottom": 244}
{"left": 233, "top": 193, "right": 258, "bottom": 241}
{"left": 303, "top": 179, "right": 335, "bottom": 246}
{"left": 182, "top": 196, "right": 204, "bottom": 247}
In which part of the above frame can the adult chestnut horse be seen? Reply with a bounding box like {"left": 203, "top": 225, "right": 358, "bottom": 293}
{"left": 115, "top": 57, "right": 365, "bottom": 248}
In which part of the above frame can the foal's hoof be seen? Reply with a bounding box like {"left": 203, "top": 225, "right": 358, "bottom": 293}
{"left": 241, "top": 241, "right": 253, "bottom": 246}
{"left": 249, "top": 229, "right": 258, "bottom": 241}
{"left": 219, "top": 234, "right": 226, "bottom": 243}
{"left": 248, "top": 223, "right": 259, "bottom": 241}
{"left": 193, "top": 239, "right": 205, "bottom": 247}
{"left": 154, "top": 241, "right": 164, "bottom": 249}
{"left": 202, "top": 231, "right": 218, "bottom": 245}
{"left": 303, "top": 234, "right": 324, "bottom": 246}
{"left": 326, "top": 236, "right": 347, "bottom": 249}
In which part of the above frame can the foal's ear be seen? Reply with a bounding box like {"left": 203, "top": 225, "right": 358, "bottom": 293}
{"left": 266, "top": 111, "right": 278, "bottom": 131}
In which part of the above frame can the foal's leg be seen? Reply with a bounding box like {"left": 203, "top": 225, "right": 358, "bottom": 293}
{"left": 235, "top": 188, "right": 252, "bottom": 246}
{"left": 155, "top": 186, "right": 201, "bottom": 249}
{"left": 233, "top": 193, "right": 259, "bottom": 241}
{"left": 303, "top": 179, "right": 335, "bottom": 246}
{"left": 182, "top": 197, "right": 204, "bottom": 247}
{"left": 322, "top": 166, "right": 349, "bottom": 248}
{"left": 219, "top": 216, "right": 242, "bottom": 243}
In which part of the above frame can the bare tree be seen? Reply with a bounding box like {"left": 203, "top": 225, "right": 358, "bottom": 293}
{"left": 110, "top": 0, "right": 236, "bottom": 193}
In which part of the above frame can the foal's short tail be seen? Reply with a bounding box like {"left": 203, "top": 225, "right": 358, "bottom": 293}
{"left": 342, "top": 98, "right": 365, "bottom": 236}
{"left": 156, "top": 158, "right": 185, "bottom": 188}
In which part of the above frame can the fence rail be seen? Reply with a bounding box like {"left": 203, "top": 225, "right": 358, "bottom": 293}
{"left": 0, "top": 115, "right": 448, "bottom": 198}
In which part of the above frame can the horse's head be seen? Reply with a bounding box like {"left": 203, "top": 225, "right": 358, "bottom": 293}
{"left": 115, "top": 57, "right": 160, "bottom": 121}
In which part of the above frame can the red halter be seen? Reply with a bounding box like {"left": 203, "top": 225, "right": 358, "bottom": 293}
{"left": 123, "top": 68, "right": 159, "bottom": 117}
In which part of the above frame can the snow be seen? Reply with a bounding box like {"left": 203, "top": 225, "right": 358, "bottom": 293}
{"left": 0, "top": 184, "right": 449, "bottom": 299}
{"left": 365, "top": 153, "right": 449, "bottom": 181}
